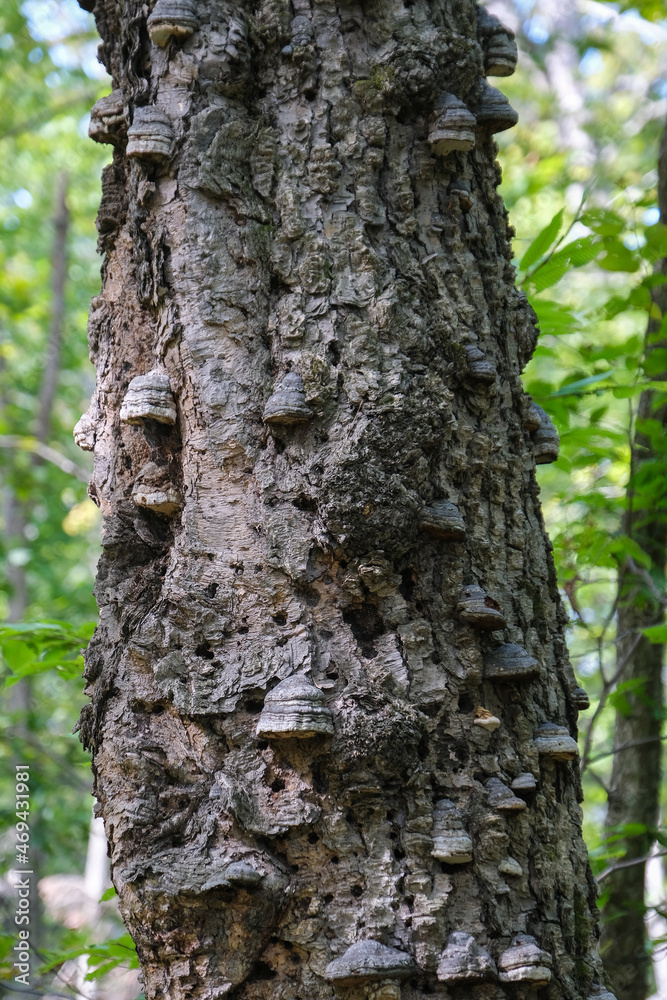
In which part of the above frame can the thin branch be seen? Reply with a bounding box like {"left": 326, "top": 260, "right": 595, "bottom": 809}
{"left": 0, "top": 91, "right": 99, "bottom": 143}
{"left": 0, "top": 435, "right": 90, "bottom": 482}
{"left": 597, "top": 849, "right": 667, "bottom": 884}
{"left": 587, "top": 733, "right": 667, "bottom": 767}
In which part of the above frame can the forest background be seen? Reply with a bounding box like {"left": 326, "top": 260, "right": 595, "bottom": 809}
{"left": 0, "top": 0, "right": 666, "bottom": 997}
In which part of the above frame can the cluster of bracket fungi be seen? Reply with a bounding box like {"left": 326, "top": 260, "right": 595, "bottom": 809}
{"left": 76, "top": 1, "right": 608, "bottom": 997}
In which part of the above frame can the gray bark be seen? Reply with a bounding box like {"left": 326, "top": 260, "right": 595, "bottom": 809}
{"left": 601, "top": 119, "right": 667, "bottom": 1000}
{"left": 77, "top": 2, "right": 608, "bottom": 998}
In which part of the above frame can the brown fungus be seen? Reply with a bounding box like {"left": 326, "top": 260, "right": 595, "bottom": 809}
{"left": 465, "top": 344, "right": 497, "bottom": 383}
{"left": 126, "top": 107, "right": 174, "bottom": 161}
{"left": 428, "top": 93, "right": 477, "bottom": 155}
{"left": 484, "top": 643, "right": 539, "bottom": 681}
{"left": 120, "top": 371, "right": 177, "bottom": 426}
{"left": 498, "top": 934, "right": 552, "bottom": 985}
{"left": 263, "top": 372, "right": 313, "bottom": 427}
{"left": 147, "top": 0, "right": 198, "bottom": 47}
{"left": 437, "top": 932, "right": 497, "bottom": 983}
{"left": 533, "top": 722, "right": 580, "bottom": 761}
{"left": 477, "top": 7, "right": 518, "bottom": 77}
{"left": 485, "top": 777, "right": 526, "bottom": 812}
{"left": 256, "top": 675, "right": 333, "bottom": 739}
{"left": 88, "top": 90, "right": 125, "bottom": 145}
{"left": 458, "top": 585, "right": 507, "bottom": 629}
{"left": 431, "top": 799, "right": 473, "bottom": 864}
{"left": 473, "top": 80, "right": 518, "bottom": 134}
{"left": 325, "top": 941, "right": 414, "bottom": 985}
{"left": 418, "top": 500, "right": 466, "bottom": 540}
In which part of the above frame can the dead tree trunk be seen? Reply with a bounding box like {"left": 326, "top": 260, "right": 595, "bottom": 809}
{"left": 76, "top": 2, "right": 609, "bottom": 998}
{"left": 601, "top": 120, "right": 667, "bottom": 1000}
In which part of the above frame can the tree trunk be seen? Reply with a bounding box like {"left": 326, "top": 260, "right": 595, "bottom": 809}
{"left": 77, "top": 2, "right": 608, "bottom": 998}
{"left": 601, "top": 119, "right": 667, "bottom": 1000}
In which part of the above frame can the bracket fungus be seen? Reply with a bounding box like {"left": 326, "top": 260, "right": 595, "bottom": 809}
{"left": 126, "top": 107, "right": 175, "bottom": 161}
{"left": 88, "top": 90, "right": 125, "bottom": 145}
{"left": 290, "top": 15, "right": 314, "bottom": 47}
{"left": 484, "top": 643, "right": 539, "bottom": 681}
{"left": 147, "top": 0, "right": 198, "bottom": 46}
{"left": 473, "top": 707, "right": 501, "bottom": 733}
{"left": 263, "top": 372, "right": 313, "bottom": 427}
{"left": 485, "top": 777, "right": 526, "bottom": 813}
{"left": 465, "top": 344, "right": 496, "bottom": 383}
{"left": 73, "top": 410, "right": 96, "bottom": 452}
{"left": 448, "top": 178, "right": 473, "bottom": 211}
{"left": 132, "top": 463, "right": 182, "bottom": 516}
{"left": 477, "top": 7, "right": 518, "bottom": 77}
{"left": 498, "top": 934, "right": 552, "bottom": 985}
{"left": 589, "top": 986, "right": 618, "bottom": 1000}
{"left": 120, "top": 371, "right": 177, "bottom": 426}
{"left": 418, "top": 500, "right": 466, "bottom": 540}
{"left": 431, "top": 799, "right": 473, "bottom": 864}
{"left": 530, "top": 403, "right": 560, "bottom": 463}
{"left": 428, "top": 93, "right": 477, "bottom": 155}
{"left": 436, "top": 932, "right": 497, "bottom": 983}
{"left": 473, "top": 80, "right": 518, "bottom": 134}
{"left": 256, "top": 675, "right": 334, "bottom": 739}
{"left": 524, "top": 401, "right": 543, "bottom": 433}
{"left": 571, "top": 685, "right": 591, "bottom": 711}
{"left": 201, "top": 861, "right": 263, "bottom": 892}
{"left": 511, "top": 772, "right": 537, "bottom": 794}
{"left": 325, "top": 940, "right": 414, "bottom": 986}
{"left": 534, "top": 722, "right": 580, "bottom": 761}
{"left": 458, "top": 585, "right": 507, "bottom": 629}
{"left": 498, "top": 856, "right": 523, "bottom": 876}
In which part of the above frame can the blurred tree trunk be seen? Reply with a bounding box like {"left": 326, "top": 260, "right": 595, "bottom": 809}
{"left": 601, "top": 120, "right": 667, "bottom": 1000}
{"left": 78, "top": 2, "right": 608, "bottom": 998}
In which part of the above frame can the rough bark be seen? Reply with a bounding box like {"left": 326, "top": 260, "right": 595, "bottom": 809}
{"left": 77, "top": 2, "right": 608, "bottom": 999}
{"left": 601, "top": 119, "right": 667, "bottom": 1000}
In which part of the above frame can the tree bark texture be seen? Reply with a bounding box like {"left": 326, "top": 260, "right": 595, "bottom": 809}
{"left": 601, "top": 119, "right": 667, "bottom": 1000}
{"left": 78, "top": 2, "right": 608, "bottom": 999}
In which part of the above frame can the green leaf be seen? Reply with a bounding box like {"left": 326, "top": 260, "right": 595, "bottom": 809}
{"left": 100, "top": 886, "right": 117, "bottom": 902}
{"left": 520, "top": 208, "right": 564, "bottom": 270}
{"left": 642, "top": 625, "right": 667, "bottom": 644}
{"left": 526, "top": 255, "right": 571, "bottom": 293}
{"left": 549, "top": 371, "right": 615, "bottom": 397}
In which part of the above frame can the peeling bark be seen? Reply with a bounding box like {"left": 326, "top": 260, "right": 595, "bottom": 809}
{"left": 77, "top": 2, "right": 608, "bottom": 998}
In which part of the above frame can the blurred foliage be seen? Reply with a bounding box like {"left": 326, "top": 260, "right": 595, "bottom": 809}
{"left": 0, "top": 0, "right": 666, "bottom": 995}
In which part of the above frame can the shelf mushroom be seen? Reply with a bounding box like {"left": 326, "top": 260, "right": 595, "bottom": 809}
{"left": 147, "top": 0, "right": 198, "bottom": 46}
{"left": 131, "top": 462, "right": 182, "bottom": 516}
{"left": 263, "top": 372, "right": 313, "bottom": 427}
{"left": 465, "top": 345, "right": 496, "bottom": 383}
{"left": 458, "top": 585, "right": 506, "bottom": 629}
{"left": 431, "top": 799, "right": 473, "bottom": 864}
{"left": 530, "top": 403, "right": 560, "bottom": 463}
{"left": 428, "top": 93, "right": 477, "bottom": 155}
{"left": 202, "top": 861, "right": 262, "bottom": 892}
{"left": 473, "top": 80, "right": 518, "bottom": 134}
{"left": 589, "top": 985, "right": 618, "bottom": 1000}
{"left": 325, "top": 940, "right": 414, "bottom": 997}
{"left": 498, "top": 856, "right": 523, "bottom": 876}
{"left": 256, "top": 675, "right": 334, "bottom": 739}
{"left": 498, "top": 934, "right": 552, "bottom": 985}
{"left": 484, "top": 643, "right": 539, "bottom": 681}
{"left": 88, "top": 90, "right": 125, "bottom": 145}
{"left": 511, "top": 772, "right": 537, "bottom": 794}
{"left": 120, "top": 370, "right": 177, "bottom": 426}
{"left": 477, "top": 7, "right": 518, "bottom": 77}
{"left": 571, "top": 685, "right": 591, "bottom": 711}
{"left": 418, "top": 501, "right": 466, "bottom": 540}
{"left": 486, "top": 777, "right": 526, "bottom": 813}
{"left": 126, "top": 107, "right": 175, "bottom": 161}
{"left": 533, "top": 722, "right": 580, "bottom": 761}
{"left": 73, "top": 409, "right": 96, "bottom": 452}
{"left": 437, "top": 932, "right": 497, "bottom": 983}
